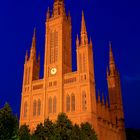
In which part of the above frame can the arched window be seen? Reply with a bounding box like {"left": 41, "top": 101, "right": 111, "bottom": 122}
{"left": 38, "top": 99, "right": 41, "bottom": 116}
{"left": 83, "top": 53, "right": 86, "bottom": 72}
{"left": 33, "top": 100, "right": 37, "bottom": 116}
{"left": 53, "top": 96, "right": 57, "bottom": 113}
{"left": 27, "top": 67, "right": 30, "bottom": 84}
{"left": 24, "top": 101, "right": 27, "bottom": 118}
{"left": 50, "top": 31, "right": 54, "bottom": 64}
{"left": 54, "top": 31, "right": 58, "bottom": 62}
{"left": 48, "top": 97, "right": 52, "bottom": 114}
{"left": 79, "top": 54, "right": 82, "bottom": 72}
{"left": 66, "top": 95, "right": 70, "bottom": 112}
{"left": 24, "top": 68, "right": 28, "bottom": 85}
{"left": 71, "top": 94, "right": 75, "bottom": 112}
{"left": 82, "top": 91, "right": 87, "bottom": 111}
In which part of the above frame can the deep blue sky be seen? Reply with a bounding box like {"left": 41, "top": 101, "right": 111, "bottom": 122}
{"left": 0, "top": 0, "right": 140, "bottom": 129}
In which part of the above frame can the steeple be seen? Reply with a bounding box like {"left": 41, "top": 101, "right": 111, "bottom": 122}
{"left": 76, "top": 34, "right": 79, "bottom": 48}
{"left": 25, "top": 50, "right": 28, "bottom": 62}
{"left": 80, "top": 11, "right": 88, "bottom": 45}
{"left": 46, "top": 7, "right": 50, "bottom": 20}
{"left": 53, "top": 0, "right": 65, "bottom": 17}
{"left": 109, "top": 41, "right": 116, "bottom": 75}
{"left": 30, "top": 28, "right": 36, "bottom": 60}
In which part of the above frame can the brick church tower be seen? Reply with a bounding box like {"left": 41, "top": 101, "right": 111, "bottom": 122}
{"left": 20, "top": 0, "right": 126, "bottom": 139}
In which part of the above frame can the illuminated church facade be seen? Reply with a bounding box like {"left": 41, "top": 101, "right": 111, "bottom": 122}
{"left": 20, "top": 0, "right": 126, "bottom": 139}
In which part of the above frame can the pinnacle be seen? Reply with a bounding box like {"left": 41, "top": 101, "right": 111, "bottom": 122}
{"left": 81, "top": 11, "right": 87, "bottom": 34}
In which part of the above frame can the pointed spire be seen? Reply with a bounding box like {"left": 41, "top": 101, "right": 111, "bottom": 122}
{"left": 80, "top": 11, "right": 88, "bottom": 45}
{"left": 109, "top": 41, "right": 115, "bottom": 65}
{"left": 90, "top": 37, "right": 93, "bottom": 46}
{"left": 76, "top": 34, "right": 79, "bottom": 48}
{"left": 46, "top": 7, "right": 50, "bottom": 20}
{"left": 81, "top": 11, "right": 87, "bottom": 34}
{"left": 109, "top": 41, "right": 116, "bottom": 74}
{"left": 107, "top": 66, "right": 109, "bottom": 76}
{"left": 30, "top": 28, "right": 36, "bottom": 60}
{"left": 25, "top": 50, "right": 28, "bottom": 62}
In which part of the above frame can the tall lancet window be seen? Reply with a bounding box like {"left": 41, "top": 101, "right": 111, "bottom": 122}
{"left": 83, "top": 53, "right": 86, "bottom": 72}
{"left": 79, "top": 53, "right": 82, "bottom": 72}
{"left": 27, "top": 67, "right": 30, "bottom": 84}
{"left": 71, "top": 94, "right": 75, "bottom": 112}
{"left": 48, "top": 97, "right": 52, "bottom": 114}
{"left": 66, "top": 95, "right": 70, "bottom": 112}
{"left": 53, "top": 96, "right": 57, "bottom": 113}
{"left": 24, "top": 101, "right": 28, "bottom": 118}
{"left": 33, "top": 100, "right": 37, "bottom": 116}
{"left": 50, "top": 31, "right": 58, "bottom": 64}
{"left": 24, "top": 68, "right": 28, "bottom": 85}
{"left": 54, "top": 31, "right": 58, "bottom": 62}
{"left": 82, "top": 91, "right": 87, "bottom": 111}
{"left": 50, "top": 31, "right": 54, "bottom": 64}
{"left": 37, "top": 99, "right": 41, "bottom": 116}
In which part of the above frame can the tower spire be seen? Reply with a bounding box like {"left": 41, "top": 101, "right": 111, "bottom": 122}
{"left": 76, "top": 34, "right": 79, "bottom": 48}
{"left": 25, "top": 50, "right": 28, "bottom": 62}
{"left": 46, "top": 7, "right": 50, "bottom": 20}
{"left": 109, "top": 41, "right": 116, "bottom": 74}
{"left": 80, "top": 11, "right": 88, "bottom": 45}
{"left": 81, "top": 11, "right": 87, "bottom": 34}
{"left": 30, "top": 28, "right": 36, "bottom": 60}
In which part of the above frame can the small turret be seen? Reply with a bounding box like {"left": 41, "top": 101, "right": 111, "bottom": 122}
{"left": 106, "top": 66, "right": 109, "bottom": 77}
{"left": 46, "top": 7, "right": 50, "bottom": 20}
{"left": 80, "top": 11, "right": 88, "bottom": 46}
{"left": 25, "top": 50, "right": 28, "bottom": 62}
{"left": 76, "top": 34, "right": 79, "bottom": 48}
{"left": 109, "top": 41, "right": 116, "bottom": 75}
{"left": 89, "top": 37, "right": 93, "bottom": 47}
{"left": 30, "top": 28, "right": 36, "bottom": 60}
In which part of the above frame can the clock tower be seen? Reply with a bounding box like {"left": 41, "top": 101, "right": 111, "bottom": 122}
{"left": 44, "top": 0, "right": 72, "bottom": 116}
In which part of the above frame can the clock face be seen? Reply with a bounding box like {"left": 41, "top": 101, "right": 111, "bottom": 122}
{"left": 51, "top": 68, "right": 57, "bottom": 75}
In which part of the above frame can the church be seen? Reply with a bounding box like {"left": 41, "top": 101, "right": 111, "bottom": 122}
{"left": 19, "top": 0, "right": 126, "bottom": 139}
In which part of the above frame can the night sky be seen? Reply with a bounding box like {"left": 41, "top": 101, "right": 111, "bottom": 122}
{"left": 0, "top": 0, "right": 140, "bottom": 129}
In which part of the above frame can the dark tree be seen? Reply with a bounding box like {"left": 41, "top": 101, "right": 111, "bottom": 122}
{"left": 32, "top": 123, "right": 46, "bottom": 140}
{"left": 18, "top": 124, "right": 31, "bottom": 140}
{"left": 81, "top": 122, "right": 97, "bottom": 140}
{"left": 19, "top": 113, "right": 98, "bottom": 140}
{"left": 0, "top": 103, "right": 18, "bottom": 140}
{"left": 55, "top": 113, "right": 73, "bottom": 140}
{"left": 70, "top": 124, "right": 82, "bottom": 140}
{"left": 44, "top": 118, "right": 56, "bottom": 139}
